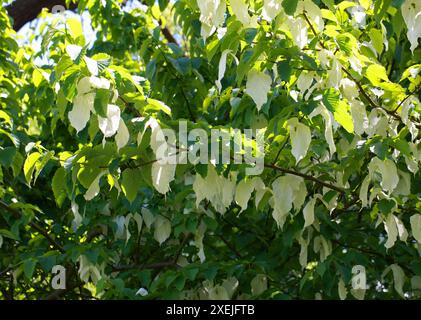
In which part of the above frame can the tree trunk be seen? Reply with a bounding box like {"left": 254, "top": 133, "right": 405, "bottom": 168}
{"left": 5, "top": 0, "right": 178, "bottom": 45}
{"left": 6, "top": 0, "right": 77, "bottom": 31}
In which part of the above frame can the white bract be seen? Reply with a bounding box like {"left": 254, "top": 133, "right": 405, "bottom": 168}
{"left": 152, "top": 162, "right": 176, "bottom": 194}
{"left": 66, "top": 44, "right": 82, "bottom": 61}
{"left": 338, "top": 278, "right": 348, "bottom": 300}
{"left": 271, "top": 174, "right": 307, "bottom": 228}
{"left": 230, "top": 0, "right": 258, "bottom": 27}
{"left": 68, "top": 76, "right": 112, "bottom": 133}
{"left": 235, "top": 177, "right": 266, "bottom": 212}
{"left": 84, "top": 56, "right": 98, "bottom": 76}
{"left": 250, "top": 274, "right": 268, "bottom": 296}
{"left": 303, "top": 197, "right": 317, "bottom": 228}
{"left": 350, "top": 100, "right": 368, "bottom": 135}
{"left": 382, "top": 264, "right": 405, "bottom": 297}
{"left": 135, "top": 288, "right": 148, "bottom": 296}
{"left": 309, "top": 104, "right": 336, "bottom": 156}
{"left": 68, "top": 92, "right": 95, "bottom": 133}
{"left": 297, "top": 0, "right": 324, "bottom": 32}
{"left": 262, "top": 0, "right": 283, "bottom": 21}
{"left": 368, "top": 157, "right": 399, "bottom": 194}
{"left": 287, "top": 17, "right": 308, "bottom": 49}
{"left": 384, "top": 213, "right": 398, "bottom": 249}
{"left": 216, "top": 49, "right": 238, "bottom": 92}
{"left": 115, "top": 119, "right": 129, "bottom": 150}
{"left": 245, "top": 69, "right": 272, "bottom": 111}
{"left": 193, "top": 164, "right": 237, "bottom": 214}
{"left": 98, "top": 104, "right": 121, "bottom": 137}
{"left": 154, "top": 215, "right": 171, "bottom": 245}
{"left": 410, "top": 214, "right": 421, "bottom": 244}
{"left": 287, "top": 117, "right": 311, "bottom": 164}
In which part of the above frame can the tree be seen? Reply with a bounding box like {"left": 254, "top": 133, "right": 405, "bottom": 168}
{"left": 0, "top": 0, "right": 420, "bottom": 300}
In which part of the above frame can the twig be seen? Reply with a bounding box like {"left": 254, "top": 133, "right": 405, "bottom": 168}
{"left": 217, "top": 234, "right": 243, "bottom": 259}
{"left": 272, "top": 135, "right": 290, "bottom": 165}
{"left": 111, "top": 261, "right": 176, "bottom": 272}
{"left": 155, "top": 45, "right": 196, "bottom": 121}
{"left": 264, "top": 163, "right": 346, "bottom": 194}
{"left": 0, "top": 200, "right": 65, "bottom": 253}
{"left": 392, "top": 84, "right": 421, "bottom": 112}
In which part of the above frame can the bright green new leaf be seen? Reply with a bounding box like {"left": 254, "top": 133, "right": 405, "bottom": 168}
{"left": 23, "top": 152, "right": 42, "bottom": 185}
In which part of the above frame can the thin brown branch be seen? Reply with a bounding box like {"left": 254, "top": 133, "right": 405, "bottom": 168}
{"left": 111, "top": 261, "right": 177, "bottom": 272}
{"left": 158, "top": 19, "right": 179, "bottom": 46}
{"left": 217, "top": 234, "right": 243, "bottom": 259}
{"left": 264, "top": 163, "right": 346, "bottom": 194}
{"left": 6, "top": 0, "right": 179, "bottom": 49}
{"left": 392, "top": 83, "right": 421, "bottom": 112}
{"left": 302, "top": 10, "right": 326, "bottom": 49}
{"left": 0, "top": 200, "right": 65, "bottom": 253}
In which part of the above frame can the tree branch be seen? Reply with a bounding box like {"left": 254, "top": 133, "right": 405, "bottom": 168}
{"left": 6, "top": 0, "right": 77, "bottom": 30}
{"left": 264, "top": 163, "right": 346, "bottom": 194}
{"left": 111, "top": 261, "right": 177, "bottom": 272}
{"left": 392, "top": 83, "right": 421, "bottom": 112}
{"left": 0, "top": 200, "right": 65, "bottom": 253}
{"left": 6, "top": 0, "right": 179, "bottom": 46}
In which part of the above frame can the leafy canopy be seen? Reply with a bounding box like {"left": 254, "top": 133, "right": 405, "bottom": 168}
{"left": 0, "top": 0, "right": 421, "bottom": 300}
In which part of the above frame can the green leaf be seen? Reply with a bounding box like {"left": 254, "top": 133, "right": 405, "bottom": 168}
{"left": 121, "top": 168, "right": 143, "bottom": 203}
{"left": 365, "top": 64, "right": 389, "bottom": 86}
{"left": 373, "top": 0, "right": 392, "bottom": 22}
{"left": 282, "top": 0, "right": 299, "bottom": 16}
{"left": 184, "top": 267, "right": 199, "bottom": 281}
{"left": 174, "top": 274, "right": 186, "bottom": 291}
{"left": 94, "top": 89, "right": 111, "bottom": 117}
{"left": 369, "top": 29, "right": 384, "bottom": 55}
{"left": 169, "top": 57, "right": 191, "bottom": 75}
{"left": 333, "top": 101, "right": 354, "bottom": 133}
{"left": 336, "top": 33, "right": 357, "bottom": 56}
{"left": 57, "top": 90, "right": 68, "bottom": 120}
{"left": 0, "top": 229, "right": 19, "bottom": 240}
{"left": 12, "top": 151, "right": 24, "bottom": 178}
{"left": 321, "top": 0, "right": 335, "bottom": 10}
{"left": 34, "top": 151, "right": 54, "bottom": 184}
{"left": 322, "top": 88, "right": 340, "bottom": 112}
{"left": 23, "top": 259, "right": 37, "bottom": 280}
{"left": 67, "top": 18, "right": 83, "bottom": 42}
{"left": 244, "top": 28, "right": 258, "bottom": 44}
{"left": 32, "top": 69, "right": 44, "bottom": 88}
{"left": 0, "top": 128, "right": 19, "bottom": 146}
{"left": 0, "top": 147, "right": 16, "bottom": 167}
{"left": 23, "top": 152, "right": 42, "bottom": 185}
{"left": 52, "top": 167, "right": 67, "bottom": 207}
{"left": 378, "top": 199, "right": 396, "bottom": 214}
{"left": 277, "top": 60, "right": 292, "bottom": 81}
{"left": 146, "top": 99, "right": 172, "bottom": 116}
{"left": 323, "top": 90, "right": 353, "bottom": 133}
{"left": 392, "top": 138, "right": 411, "bottom": 157}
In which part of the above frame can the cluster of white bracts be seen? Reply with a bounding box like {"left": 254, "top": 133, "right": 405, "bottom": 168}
{"left": 138, "top": 117, "right": 177, "bottom": 194}
{"left": 67, "top": 74, "right": 129, "bottom": 150}
{"left": 197, "top": 0, "right": 226, "bottom": 39}
{"left": 66, "top": 44, "right": 129, "bottom": 150}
